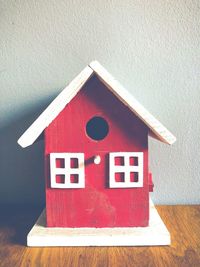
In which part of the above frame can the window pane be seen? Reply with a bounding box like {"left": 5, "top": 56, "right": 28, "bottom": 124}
{"left": 115, "top": 172, "right": 125, "bottom": 182}
{"left": 129, "top": 157, "right": 138, "bottom": 166}
{"left": 70, "top": 158, "right": 78, "bottom": 168}
{"left": 130, "top": 172, "right": 139, "bottom": 182}
{"left": 70, "top": 174, "right": 79, "bottom": 183}
{"left": 56, "top": 158, "right": 65, "bottom": 168}
{"left": 115, "top": 157, "right": 124, "bottom": 165}
{"left": 56, "top": 174, "right": 65, "bottom": 184}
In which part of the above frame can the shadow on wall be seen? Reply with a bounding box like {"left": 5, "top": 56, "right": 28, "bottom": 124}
{"left": 0, "top": 93, "right": 58, "bottom": 206}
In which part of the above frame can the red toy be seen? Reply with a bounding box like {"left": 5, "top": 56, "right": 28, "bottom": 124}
{"left": 18, "top": 61, "right": 176, "bottom": 231}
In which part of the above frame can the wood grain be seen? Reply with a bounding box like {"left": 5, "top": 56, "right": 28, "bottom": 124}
{"left": 0, "top": 205, "right": 199, "bottom": 267}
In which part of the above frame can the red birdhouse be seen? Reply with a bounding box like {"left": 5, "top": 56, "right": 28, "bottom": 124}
{"left": 18, "top": 61, "right": 176, "bottom": 231}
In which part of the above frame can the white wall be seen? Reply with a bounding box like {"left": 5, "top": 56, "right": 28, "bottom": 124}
{"left": 0, "top": 0, "right": 199, "bottom": 204}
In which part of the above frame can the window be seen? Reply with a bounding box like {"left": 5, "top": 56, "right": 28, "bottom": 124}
{"left": 86, "top": 116, "right": 109, "bottom": 140}
{"left": 109, "top": 152, "right": 143, "bottom": 188}
{"left": 50, "top": 153, "right": 85, "bottom": 188}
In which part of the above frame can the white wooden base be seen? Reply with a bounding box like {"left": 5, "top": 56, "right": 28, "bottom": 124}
{"left": 27, "top": 201, "right": 170, "bottom": 247}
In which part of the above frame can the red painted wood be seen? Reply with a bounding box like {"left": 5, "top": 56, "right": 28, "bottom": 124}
{"left": 148, "top": 172, "right": 154, "bottom": 192}
{"left": 45, "top": 75, "right": 149, "bottom": 228}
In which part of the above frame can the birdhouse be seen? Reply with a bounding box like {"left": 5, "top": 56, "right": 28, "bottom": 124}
{"left": 18, "top": 61, "right": 176, "bottom": 246}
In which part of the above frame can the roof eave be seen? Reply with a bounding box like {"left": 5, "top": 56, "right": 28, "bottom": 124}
{"left": 18, "top": 66, "right": 94, "bottom": 148}
{"left": 89, "top": 61, "right": 176, "bottom": 145}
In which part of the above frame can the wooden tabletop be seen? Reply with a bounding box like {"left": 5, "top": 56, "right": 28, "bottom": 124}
{"left": 0, "top": 205, "right": 199, "bottom": 267}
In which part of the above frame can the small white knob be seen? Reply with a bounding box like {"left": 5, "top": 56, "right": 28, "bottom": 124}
{"left": 94, "top": 155, "right": 101, "bottom": 164}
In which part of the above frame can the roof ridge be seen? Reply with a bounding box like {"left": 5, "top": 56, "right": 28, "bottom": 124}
{"left": 18, "top": 61, "right": 176, "bottom": 148}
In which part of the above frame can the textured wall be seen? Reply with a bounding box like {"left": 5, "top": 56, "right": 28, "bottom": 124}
{"left": 0, "top": 0, "right": 199, "bottom": 205}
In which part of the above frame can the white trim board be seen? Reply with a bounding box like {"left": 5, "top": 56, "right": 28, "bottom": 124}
{"left": 27, "top": 201, "right": 170, "bottom": 247}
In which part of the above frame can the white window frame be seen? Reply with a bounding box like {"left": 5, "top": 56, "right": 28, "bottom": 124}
{"left": 50, "top": 153, "right": 85, "bottom": 188}
{"left": 109, "top": 152, "right": 143, "bottom": 188}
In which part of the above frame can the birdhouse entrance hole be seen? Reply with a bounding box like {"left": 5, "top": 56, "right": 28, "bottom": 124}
{"left": 86, "top": 116, "right": 109, "bottom": 141}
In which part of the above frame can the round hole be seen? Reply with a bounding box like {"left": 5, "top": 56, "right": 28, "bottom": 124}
{"left": 86, "top": 116, "right": 109, "bottom": 141}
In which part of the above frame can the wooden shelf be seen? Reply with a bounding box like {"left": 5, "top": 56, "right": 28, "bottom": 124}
{"left": 0, "top": 205, "right": 200, "bottom": 266}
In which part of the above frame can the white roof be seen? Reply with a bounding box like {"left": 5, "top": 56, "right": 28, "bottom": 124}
{"left": 18, "top": 61, "right": 176, "bottom": 148}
